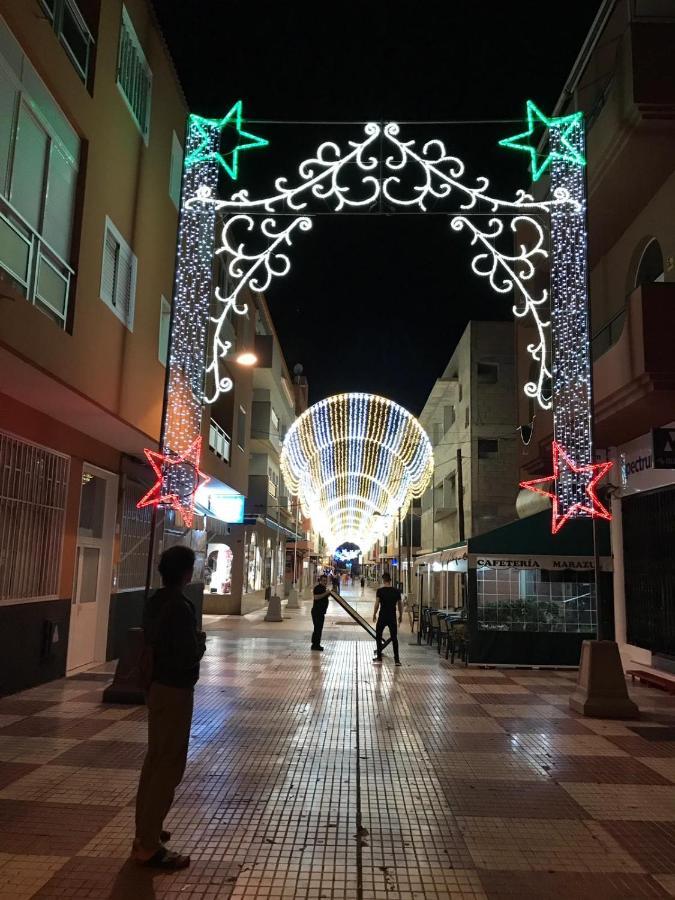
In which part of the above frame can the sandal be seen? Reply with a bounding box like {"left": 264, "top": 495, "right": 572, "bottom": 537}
{"left": 140, "top": 847, "right": 190, "bottom": 870}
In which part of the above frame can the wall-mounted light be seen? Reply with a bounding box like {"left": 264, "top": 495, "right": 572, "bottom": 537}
{"left": 236, "top": 351, "right": 258, "bottom": 366}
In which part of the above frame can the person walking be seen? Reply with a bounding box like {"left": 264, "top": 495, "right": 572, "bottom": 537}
{"left": 331, "top": 572, "right": 340, "bottom": 595}
{"left": 132, "top": 545, "right": 206, "bottom": 869}
{"left": 311, "top": 573, "right": 331, "bottom": 651}
{"left": 372, "top": 572, "right": 403, "bottom": 667}
{"left": 360, "top": 576, "right": 365, "bottom": 597}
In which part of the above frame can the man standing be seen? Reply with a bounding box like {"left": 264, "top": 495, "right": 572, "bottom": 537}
{"left": 133, "top": 545, "right": 206, "bottom": 869}
{"left": 372, "top": 572, "right": 403, "bottom": 666}
{"left": 331, "top": 571, "right": 340, "bottom": 595}
{"left": 311, "top": 573, "right": 331, "bottom": 651}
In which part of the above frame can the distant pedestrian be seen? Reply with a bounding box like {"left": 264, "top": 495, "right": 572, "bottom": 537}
{"left": 312, "top": 574, "right": 331, "bottom": 651}
{"left": 133, "top": 545, "right": 206, "bottom": 869}
{"left": 360, "top": 576, "right": 365, "bottom": 596}
{"left": 331, "top": 573, "right": 340, "bottom": 594}
{"left": 372, "top": 572, "right": 403, "bottom": 667}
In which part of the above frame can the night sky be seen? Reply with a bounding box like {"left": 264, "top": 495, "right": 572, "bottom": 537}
{"left": 152, "top": 1, "right": 602, "bottom": 414}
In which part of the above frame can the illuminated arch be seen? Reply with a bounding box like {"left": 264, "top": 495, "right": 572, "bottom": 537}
{"left": 281, "top": 393, "right": 433, "bottom": 551}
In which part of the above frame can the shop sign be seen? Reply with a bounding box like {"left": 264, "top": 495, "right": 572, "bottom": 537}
{"left": 470, "top": 554, "right": 611, "bottom": 571}
{"left": 653, "top": 428, "right": 675, "bottom": 470}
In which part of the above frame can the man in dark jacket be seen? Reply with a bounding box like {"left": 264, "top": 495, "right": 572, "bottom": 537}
{"left": 133, "top": 545, "right": 205, "bottom": 869}
{"left": 311, "top": 573, "right": 331, "bottom": 651}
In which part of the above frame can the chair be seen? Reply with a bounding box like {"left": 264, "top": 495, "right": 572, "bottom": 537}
{"left": 408, "top": 603, "right": 419, "bottom": 633}
{"left": 450, "top": 621, "right": 469, "bottom": 666}
{"left": 421, "top": 606, "right": 432, "bottom": 642}
{"left": 438, "top": 615, "right": 450, "bottom": 658}
{"left": 429, "top": 611, "right": 440, "bottom": 647}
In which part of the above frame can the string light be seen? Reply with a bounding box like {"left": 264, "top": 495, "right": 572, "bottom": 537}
{"left": 184, "top": 102, "right": 268, "bottom": 180}
{"left": 138, "top": 114, "right": 219, "bottom": 525}
{"left": 514, "top": 106, "right": 612, "bottom": 531}
{"left": 280, "top": 393, "right": 433, "bottom": 552}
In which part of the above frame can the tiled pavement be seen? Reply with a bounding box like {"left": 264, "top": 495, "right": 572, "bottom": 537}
{"left": 2, "top": 594, "right": 675, "bottom": 898}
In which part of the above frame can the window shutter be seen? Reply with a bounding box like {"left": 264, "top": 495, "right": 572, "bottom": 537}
{"left": 115, "top": 245, "right": 135, "bottom": 328}
{"left": 101, "top": 229, "right": 118, "bottom": 304}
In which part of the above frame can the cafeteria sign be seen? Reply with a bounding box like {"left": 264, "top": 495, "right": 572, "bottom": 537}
{"left": 471, "top": 554, "right": 612, "bottom": 571}
{"left": 653, "top": 428, "right": 675, "bottom": 469}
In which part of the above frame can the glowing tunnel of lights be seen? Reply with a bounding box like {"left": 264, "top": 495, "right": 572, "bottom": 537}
{"left": 280, "top": 393, "right": 433, "bottom": 552}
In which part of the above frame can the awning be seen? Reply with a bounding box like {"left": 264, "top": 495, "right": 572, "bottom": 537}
{"left": 468, "top": 511, "right": 612, "bottom": 571}
{"left": 413, "top": 512, "right": 612, "bottom": 573}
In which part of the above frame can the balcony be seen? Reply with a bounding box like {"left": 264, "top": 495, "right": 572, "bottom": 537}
{"left": 434, "top": 505, "right": 457, "bottom": 522}
{"left": 584, "top": 20, "right": 675, "bottom": 264}
{"left": 594, "top": 282, "right": 675, "bottom": 445}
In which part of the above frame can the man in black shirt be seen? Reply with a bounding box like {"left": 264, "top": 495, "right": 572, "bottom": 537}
{"left": 372, "top": 572, "right": 403, "bottom": 666}
{"left": 311, "top": 573, "right": 331, "bottom": 651}
{"left": 133, "top": 545, "right": 206, "bottom": 869}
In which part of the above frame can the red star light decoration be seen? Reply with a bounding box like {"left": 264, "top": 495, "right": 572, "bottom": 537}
{"left": 520, "top": 441, "right": 613, "bottom": 534}
{"left": 137, "top": 436, "right": 209, "bottom": 528}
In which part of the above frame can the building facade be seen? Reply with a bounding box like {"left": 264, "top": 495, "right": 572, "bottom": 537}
{"left": 416, "top": 321, "right": 519, "bottom": 608}
{"left": 516, "top": 0, "right": 675, "bottom": 669}
{"left": 0, "top": 0, "right": 260, "bottom": 693}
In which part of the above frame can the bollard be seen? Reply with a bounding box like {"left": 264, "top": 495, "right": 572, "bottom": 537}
{"left": 102, "top": 627, "right": 146, "bottom": 705}
{"left": 287, "top": 586, "right": 300, "bottom": 609}
{"left": 265, "top": 594, "right": 283, "bottom": 622}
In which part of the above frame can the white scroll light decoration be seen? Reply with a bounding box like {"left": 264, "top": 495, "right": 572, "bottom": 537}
{"left": 280, "top": 393, "right": 433, "bottom": 553}
{"left": 192, "top": 121, "right": 579, "bottom": 409}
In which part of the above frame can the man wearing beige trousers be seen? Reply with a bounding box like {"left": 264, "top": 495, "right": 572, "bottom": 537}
{"left": 132, "top": 545, "right": 206, "bottom": 870}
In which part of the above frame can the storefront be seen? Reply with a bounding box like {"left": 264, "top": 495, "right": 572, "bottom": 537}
{"left": 611, "top": 424, "right": 675, "bottom": 667}
{"left": 415, "top": 511, "right": 612, "bottom": 666}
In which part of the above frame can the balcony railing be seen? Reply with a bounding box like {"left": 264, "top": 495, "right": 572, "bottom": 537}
{"left": 0, "top": 195, "right": 74, "bottom": 328}
{"left": 592, "top": 307, "right": 626, "bottom": 361}
{"left": 208, "top": 420, "right": 231, "bottom": 462}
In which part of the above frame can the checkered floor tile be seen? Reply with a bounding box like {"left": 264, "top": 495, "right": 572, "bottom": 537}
{"left": 1, "top": 591, "right": 675, "bottom": 898}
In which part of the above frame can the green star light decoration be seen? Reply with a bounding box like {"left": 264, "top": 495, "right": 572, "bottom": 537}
{"left": 498, "top": 100, "right": 586, "bottom": 181}
{"left": 185, "top": 101, "right": 268, "bottom": 180}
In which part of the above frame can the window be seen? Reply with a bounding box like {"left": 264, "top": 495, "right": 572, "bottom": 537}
{"left": 443, "top": 405, "right": 455, "bottom": 432}
{"left": 100, "top": 216, "right": 136, "bottom": 329}
{"left": 635, "top": 238, "right": 664, "bottom": 288}
{"left": 0, "top": 431, "right": 69, "bottom": 602}
{"left": 465, "top": 406, "right": 470, "bottom": 429}
{"left": 237, "top": 405, "right": 247, "bottom": 450}
{"left": 0, "top": 20, "right": 80, "bottom": 327}
{"left": 169, "top": 131, "right": 183, "bottom": 208}
{"left": 271, "top": 408, "right": 279, "bottom": 432}
{"left": 40, "top": 0, "right": 95, "bottom": 83}
{"left": 116, "top": 6, "right": 152, "bottom": 142}
{"left": 458, "top": 383, "right": 463, "bottom": 403}
{"left": 158, "top": 295, "right": 170, "bottom": 365}
{"left": 477, "top": 362, "right": 499, "bottom": 384}
{"left": 208, "top": 419, "right": 231, "bottom": 462}
{"left": 478, "top": 439, "right": 499, "bottom": 459}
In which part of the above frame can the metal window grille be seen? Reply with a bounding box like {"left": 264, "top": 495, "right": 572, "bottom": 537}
{"left": 116, "top": 6, "right": 152, "bottom": 141}
{"left": 0, "top": 432, "right": 69, "bottom": 602}
{"left": 116, "top": 480, "right": 157, "bottom": 591}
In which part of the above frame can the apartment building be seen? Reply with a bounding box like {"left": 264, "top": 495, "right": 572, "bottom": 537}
{"left": 516, "top": 0, "right": 675, "bottom": 670}
{"left": 417, "top": 320, "right": 519, "bottom": 607}
{"left": 0, "top": 0, "right": 253, "bottom": 694}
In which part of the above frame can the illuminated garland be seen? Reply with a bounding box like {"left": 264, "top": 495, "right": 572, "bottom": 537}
{"left": 138, "top": 114, "right": 219, "bottom": 526}
{"left": 191, "top": 120, "right": 578, "bottom": 407}
{"left": 280, "top": 393, "right": 433, "bottom": 552}
{"left": 516, "top": 111, "right": 612, "bottom": 531}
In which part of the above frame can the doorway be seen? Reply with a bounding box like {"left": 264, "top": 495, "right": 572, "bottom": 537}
{"left": 67, "top": 463, "right": 117, "bottom": 672}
